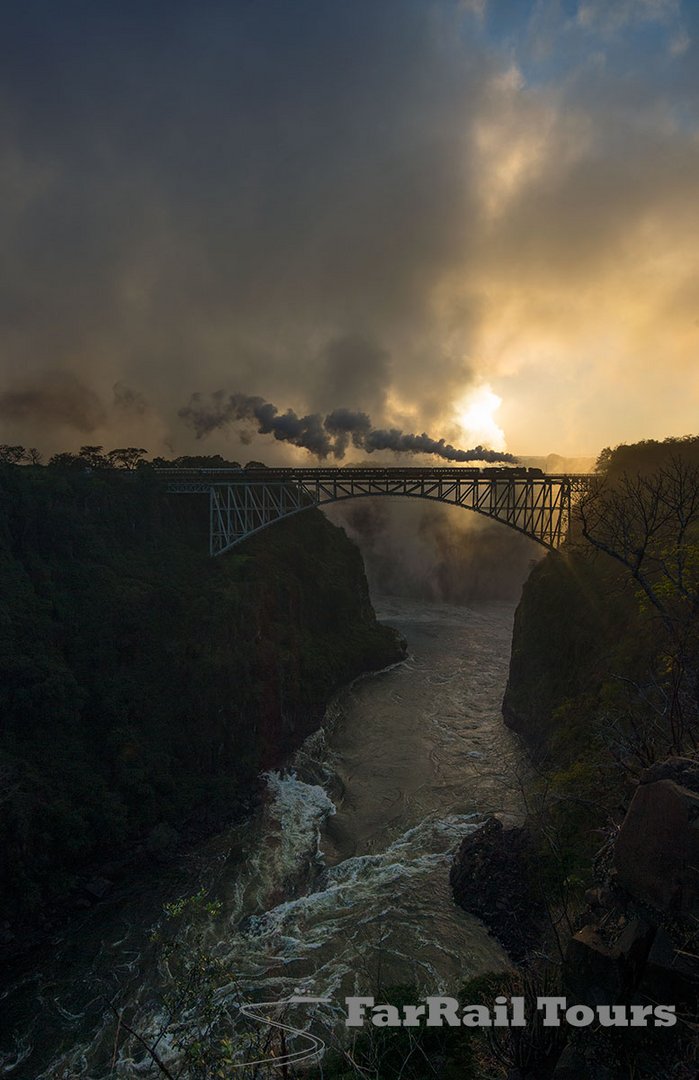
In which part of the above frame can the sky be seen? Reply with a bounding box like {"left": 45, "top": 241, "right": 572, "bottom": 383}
{"left": 1, "top": 0, "right": 698, "bottom": 462}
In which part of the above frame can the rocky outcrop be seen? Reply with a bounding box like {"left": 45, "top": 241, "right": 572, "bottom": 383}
{"left": 562, "top": 762, "right": 699, "bottom": 1019}
{"left": 564, "top": 924, "right": 626, "bottom": 1006}
{"left": 450, "top": 816, "right": 544, "bottom": 963}
{"left": 563, "top": 918, "right": 657, "bottom": 1006}
{"left": 614, "top": 759, "right": 699, "bottom": 916}
{"left": 501, "top": 549, "right": 629, "bottom": 747}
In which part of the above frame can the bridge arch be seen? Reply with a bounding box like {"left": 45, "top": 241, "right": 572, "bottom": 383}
{"left": 160, "top": 468, "right": 592, "bottom": 556}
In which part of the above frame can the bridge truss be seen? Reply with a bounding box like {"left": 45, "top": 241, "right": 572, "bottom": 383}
{"left": 160, "top": 468, "right": 593, "bottom": 556}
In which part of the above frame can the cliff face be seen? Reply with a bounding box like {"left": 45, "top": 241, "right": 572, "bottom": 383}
{"left": 0, "top": 467, "right": 403, "bottom": 921}
{"left": 502, "top": 547, "right": 644, "bottom": 753}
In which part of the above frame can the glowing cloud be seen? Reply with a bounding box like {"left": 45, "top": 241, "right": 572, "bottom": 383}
{"left": 455, "top": 385, "right": 507, "bottom": 452}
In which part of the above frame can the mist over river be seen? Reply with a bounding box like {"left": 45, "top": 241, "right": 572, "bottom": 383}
{"left": 1, "top": 597, "right": 525, "bottom": 1078}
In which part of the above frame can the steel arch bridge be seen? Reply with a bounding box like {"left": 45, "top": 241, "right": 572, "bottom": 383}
{"left": 159, "top": 467, "right": 593, "bottom": 556}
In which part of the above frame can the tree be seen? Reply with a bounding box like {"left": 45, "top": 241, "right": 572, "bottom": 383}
{"left": 107, "top": 447, "right": 148, "bottom": 470}
{"left": 48, "top": 451, "right": 83, "bottom": 468}
{"left": 576, "top": 455, "right": 699, "bottom": 751}
{"left": 26, "top": 447, "right": 43, "bottom": 465}
{"left": 577, "top": 456, "right": 699, "bottom": 634}
{"left": 78, "top": 445, "right": 110, "bottom": 468}
{"left": 594, "top": 446, "right": 614, "bottom": 473}
{"left": 0, "top": 445, "right": 27, "bottom": 464}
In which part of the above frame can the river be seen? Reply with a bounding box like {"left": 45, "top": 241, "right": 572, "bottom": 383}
{"left": 0, "top": 597, "right": 524, "bottom": 1078}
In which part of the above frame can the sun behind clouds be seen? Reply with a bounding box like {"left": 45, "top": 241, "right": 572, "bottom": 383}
{"left": 455, "top": 384, "right": 507, "bottom": 452}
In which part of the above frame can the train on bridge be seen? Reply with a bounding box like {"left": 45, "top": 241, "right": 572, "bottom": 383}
{"left": 155, "top": 465, "right": 547, "bottom": 479}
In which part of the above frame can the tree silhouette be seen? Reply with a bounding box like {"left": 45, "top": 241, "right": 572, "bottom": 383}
{"left": 576, "top": 455, "right": 699, "bottom": 751}
{"left": 107, "top": 447, "right": 148, "bottom": 470}
{"left": 0, "top": 445, "right": 27, "bottom": 464}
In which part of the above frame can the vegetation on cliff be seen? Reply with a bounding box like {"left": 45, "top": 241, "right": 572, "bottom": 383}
{"left": 506, "top": 435, "right": 699, "bottom": 759}
{"left": 0, "top": 462, "right": 402, "bottom": 925}
{"left": 490, "top": 435, "right": 699, "bottom": 1076}
{"left": 503, "top": 439, "right": 699, "bottom": 866}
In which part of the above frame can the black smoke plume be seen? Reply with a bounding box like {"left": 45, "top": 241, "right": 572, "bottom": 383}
{"left": 178, "top": 392, "right": 516, "bottom": 464}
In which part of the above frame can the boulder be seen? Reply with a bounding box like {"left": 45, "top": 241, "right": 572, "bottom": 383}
{"left": 639, "top": 757, "right": 699, "bottom": 794}
{"left": 564, "top": 925, "right": 624, "bottom": 1006}
{"left": 450, "top": 816, "right": 543, "bottom": 962}
{"left": 616, "top": 918, "right": 656, "bottom": 987}
{"left": 613, "top": 778, "right": 699, "bottom": 914}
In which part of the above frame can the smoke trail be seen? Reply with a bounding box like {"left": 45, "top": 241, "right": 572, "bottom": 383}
{"left": 178, "top": 392, "right": 516, "bottom": 464}
{"left": 323, "top": 407, "right": 372, "bottom": 458}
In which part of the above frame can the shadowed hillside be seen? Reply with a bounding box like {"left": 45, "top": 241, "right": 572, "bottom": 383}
{"left": 0, "top": 465, "right": 403, "bottom": 926}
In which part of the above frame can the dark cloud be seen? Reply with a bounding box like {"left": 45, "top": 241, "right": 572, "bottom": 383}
{"left": 0, "top": 2, "right": 697, "bottom": 458}
{"left": 178, "top": 391, "right": 516, "bottom": 462}
{"left": 0, "top": 371, "right": 105, "bottom": 433}
{"left": 113, "top": 382, "right": 148, "bottom": 414}
{"left": 309, "top": 336, "right": 392, "bottom": 417}
{"left": 0, "top": 1, "right": 489, "bottom": 454}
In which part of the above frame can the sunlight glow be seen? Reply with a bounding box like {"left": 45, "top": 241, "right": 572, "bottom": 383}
{"left": 455, "top": 385, "right": 506, "bottom": 451}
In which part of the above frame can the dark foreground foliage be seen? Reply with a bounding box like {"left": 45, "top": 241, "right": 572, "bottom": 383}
{"left": 0, "top": 465, "right": 401, "bottom": 924}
